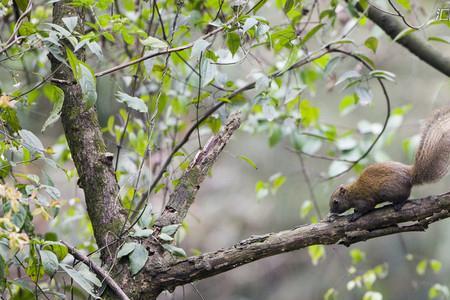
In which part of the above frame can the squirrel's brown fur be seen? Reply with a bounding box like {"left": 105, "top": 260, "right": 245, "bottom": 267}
{"left": 330, "top": 107, "right": 450, "bottom": 221}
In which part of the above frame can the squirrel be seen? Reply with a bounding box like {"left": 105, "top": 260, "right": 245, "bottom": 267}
{"left": 329, "top": 107, "right": 450, "bottom": 221}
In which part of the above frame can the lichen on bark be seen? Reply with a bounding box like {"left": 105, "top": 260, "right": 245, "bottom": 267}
{"left": 49, "top": 1, "right": 125, "bottom": 258}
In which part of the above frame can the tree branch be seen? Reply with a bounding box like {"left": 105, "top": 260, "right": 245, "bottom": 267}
{"left": 152, "top": 113, "right": 241, "bottom": 229}
{"left": 62, "top": 241, "right": 130, "bottom": 300}
{"left": 148, "top": 193, "right": 450, "bottom": 291}
{"left": 358, "top": 2, "right": 450, "bottom": 77}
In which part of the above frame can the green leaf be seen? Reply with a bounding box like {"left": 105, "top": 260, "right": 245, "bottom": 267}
{"left": 364, "top": 36, "right": 378, "bottom": 53}
{"left": 42, "top": 85, "right": 64, "bottom": 132}
{"left": 59, "top": 264, "right": 99, "bottom": 299}
{"left": 42, "top": 241, "right": 68, "bottom": 261}
{"left": 191, "top": 38, "right": 210, "bottom": 59}
{"left": 162, "top": 244, "right": 187, "bottom": 257}
{"left": 300, "top": 200, "right": 313, "bottom": 218}
{"left": 301, "top": 23, "right": 324, "bottom": 46}
{"left": 238, "top": 155, "right": 257, "bottom": 169}
{"left": 102, "top": 31, "right": 115, "bottom": 42}
{"left": 79, "top": 63, "right": 97, "bottom": 108}
{"left": 430, "top": 259, "right": 442, "bottom": 273}
{"left": 1, "top": 108, "right": 21, "bottom": 132}
{"left": 339, "top": 94, "right": 357, "bottom": 115}
{"left": 283, "top": 0, "right": 294, "bottom": 13}
{"left": 161, "top": 224, "right": 181, "bottom": 236}
{"left": 269, "top": 125, "right": 283, "bottom": 146}
{"left": 243, "top": 17, "right": 258, "bottom": 32}
{"left": 308, "top": 245, "right": 325, "bottom": 265}
{"left": 416, "top": 259, "right": 427, "bottom": 276}
{"left": 19, "top": 129, "right": 45, "bottom": 153}
{"left": 66, "top": 47, "right": 80, "bottom": 80}
{"left": 324, "top": 288, "right": 338, "bottom": 300}
{"left": 226, "top": 32, "right": 240, "bottom": 56}
{"left": 117, "top": 242, "right": 137, "bottom": 258}
{"left": 14, "top": 0, "right": 29, "bottom": 12}
{"left": 270, "top": 173, "right": 286, "bottom": 193}
{"left": 78, "top": 267, "right": 102, "bottom": 287}
{"left": 39, "top": 250, "right": 59, "bottom": 276}
{"left": 393, "top": 27, "right": 416, "bottom": 41}
{"left": 335, "top": 70, "right": 361, "bottom": 86}
{"left": 140, "top": 36, "right": 168, "bottom": 48}
{"left": 41, "top": 185, "right": 60, "bottom": 199}
{"left": 62, "top": 16, "right": 78, "bottom": 32}
{"left": 362, "top": 270, "right": 376, "bottom": 289}
{"left": 362, "top": 291, "right": 383, "bottom": 300}
{"left": 26, "top": 256, "right": 44, "bottom": 281}
{"left": 429, "top": 284, "right": 449, "bottom": 299}
{"left": 116, "top": 91, "right": 148, "bottom": 113}
{"left": 18, "top": 21, "right": 36, "bottom": 36}
{"left": 355, "top": 87, "right": 372, "bottom": 105}
{"left": 158, "top": 233, "right": 174, "bottom": 242}
{"left": 4, "top": 203, "right": 27, "bottom": 229}
{"left": 350, "top": 248, "right": 366, "bottom": 265}
{"left": 428, "top": 36, "right": 450, "bottom": 44}
{"left": 395, "top": 0, "right": 411, "bottom": 11}
{"left": 0, "top": 255, "right": 5, "bottom": 290}
{"left": 137, "top": 204, "right": 153, "bottom": 228}
{"left": 131, "top": 228, "right": 154, "bottom": 237}
{"left": 200, "top": 58, "right": 217, "bottom": 87}
{"left": 355, "top": 54, "right": 376, "bottom": 68}
{"left": 255, "top": 181, "right": 269, "bottom": 199}
{"left": 129, "top": 244, "right": 148, "bottom": 275}
{"left": 299, "top": 100, "right": 319, "bottom": 127}
{"left": 369, "top": 70, "right": 396, "bottom": 81}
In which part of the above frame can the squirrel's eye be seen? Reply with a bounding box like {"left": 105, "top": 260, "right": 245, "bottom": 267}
{"left": 333, "top": 199, "right": 338, "bottom": 204}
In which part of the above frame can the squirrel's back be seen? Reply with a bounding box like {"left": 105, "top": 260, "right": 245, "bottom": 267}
{"left": 412, "top": 107, "right": 450, "bottom": 185}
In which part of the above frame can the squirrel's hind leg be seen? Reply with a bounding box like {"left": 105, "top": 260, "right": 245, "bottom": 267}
{"left": 349, "top": 206, "right": 372, "bottom": 222}
{"left": 391, "top": 193, "right": 410, "bottom": 212}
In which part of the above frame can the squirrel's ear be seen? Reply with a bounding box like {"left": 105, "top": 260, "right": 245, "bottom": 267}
{"left": 339, "top": 186, "right": 347, "bottom": 195}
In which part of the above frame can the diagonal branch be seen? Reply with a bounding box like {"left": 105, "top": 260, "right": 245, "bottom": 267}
{"left": 153, "top": 113, "right": 241, "bottom": 228}
{"left": 355, "top": 1, "right": 450, "bottom": 77}
{"left": 148, "top": 193, "right": 450, "bottom": 292}
{"left": 62, "top": 241, "right": 130, "bottom": 300}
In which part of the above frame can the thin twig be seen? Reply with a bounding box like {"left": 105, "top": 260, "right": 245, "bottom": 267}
{"left": 62, "top": 241, "right": 130, "bottom": 300}
{"left": 386, "top": 0, "right": 427, "bottom": 30}
{"left": 326, "top": 48, "right": 391, "bottom": 180}
{"left": 297, "top": 152, "right": 322, "bottom": 218}
{"left": 95, "top": 23, "right": 229, "bottom": 78}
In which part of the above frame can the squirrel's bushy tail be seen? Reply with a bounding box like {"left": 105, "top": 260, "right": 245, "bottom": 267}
{"left": 412, "top": 107, "right": 450, "bottom": 185}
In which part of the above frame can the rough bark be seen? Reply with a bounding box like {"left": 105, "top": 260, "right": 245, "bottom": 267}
{"left": 154, "top": 114, "right": 241, "bottom": 229}
{"left": 358, "top": 2, "right": 450, "bottom": 77}
{"left": 50, "top": 2, "right": 125, "bottom": 258}
{"left": 145, "top": 193, "right": 450, "bottom": 293}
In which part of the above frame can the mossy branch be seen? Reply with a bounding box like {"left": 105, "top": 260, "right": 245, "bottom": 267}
{"left": 146, "top": 193, "right": 450, "bottom": 292}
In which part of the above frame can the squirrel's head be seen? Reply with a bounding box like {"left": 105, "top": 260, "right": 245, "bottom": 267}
{"left": 329, "top": 184, "right": 351, "bottom": 214}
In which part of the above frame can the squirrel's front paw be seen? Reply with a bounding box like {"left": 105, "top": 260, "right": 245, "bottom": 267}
{"left": 325, "top": 213, "right": 338, "bottom": 222}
